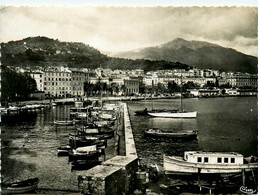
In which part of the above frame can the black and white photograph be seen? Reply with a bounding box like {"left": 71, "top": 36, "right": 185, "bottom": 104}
{"left": 0, "top": 1, "right": 257, "bottom": 194}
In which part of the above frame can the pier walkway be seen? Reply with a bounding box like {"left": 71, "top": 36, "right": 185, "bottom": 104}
{"left": 77, "top": 103, "right": 138, "bottom": 195}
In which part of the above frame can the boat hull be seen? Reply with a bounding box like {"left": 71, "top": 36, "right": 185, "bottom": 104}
{"left": 54, "top": 120, "right": 74, "bottom": 126}
{"left": 2, "top": 178, "right": 39, "bottom": 194}
{"left": 144, "top": 130, "right": 197, "bottom": 140}
{"left": 164, "top": 155, "right": 258, "bottom": 175}
{"left": 148, "top": 111, "right": 197, "bottom": 118}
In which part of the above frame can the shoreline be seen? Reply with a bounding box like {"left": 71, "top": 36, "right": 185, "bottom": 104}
{"left": 3, "top": 95, "right": 257, "bottom": 106}
{"left": 4, "top": 94, "right": 256, "bottom": 107}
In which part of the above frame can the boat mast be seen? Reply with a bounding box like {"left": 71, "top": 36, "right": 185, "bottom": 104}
{"left": 180, "top": 70, "right": 183, "bottom": 112}
{"left": 151, "top": 80, "right": 154, "bottom": 110}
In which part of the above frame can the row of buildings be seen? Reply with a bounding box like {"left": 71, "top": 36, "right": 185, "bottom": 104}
{"left": 19, "top": 66, "right": 257, "bottom": 98}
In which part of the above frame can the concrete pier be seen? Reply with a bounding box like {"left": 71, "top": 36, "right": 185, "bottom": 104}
{"left": 78, "top": 103, "right": 138, "bottom": 195}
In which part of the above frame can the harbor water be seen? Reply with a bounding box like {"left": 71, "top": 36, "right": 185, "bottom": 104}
{"left": 1, "top": 97, "right": 257, "bottom": 192}
{"left": 128, "top": 97, "right": 257, "bottom": 167}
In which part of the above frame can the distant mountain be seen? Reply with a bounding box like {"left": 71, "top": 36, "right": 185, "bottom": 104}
{"left": 1, "top": 36, "right": 189, "bottom": 71}
{"left": 112, "top": 38, "right": 257, "bottom": 74}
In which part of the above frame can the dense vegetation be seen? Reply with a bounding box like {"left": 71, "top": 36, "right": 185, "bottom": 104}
{"left": 1, "top": 66, "right": 37, "bottom": 103}
{"left": 1, "top": 36, "right": 189, "bottom": 71}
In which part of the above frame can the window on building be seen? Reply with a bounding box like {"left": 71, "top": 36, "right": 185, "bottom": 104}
{"left": 217, "top": 157, "right": 222, "bottom": 163}
{"left": 197, "top": 157, "right": 202, "bottom": 162}
{"left": 224, "top": 158, "right": 228, "bottom": 163}
{"left": 231, "top": 158, "right": 235, "bottom": 163}
{"left": 204, "top": 157, "right": 209, "bottom": 163}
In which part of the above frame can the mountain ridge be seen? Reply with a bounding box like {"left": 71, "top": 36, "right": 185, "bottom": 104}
{"left": 1, "top": 36, "right": 190, "bottom": 71}
{"left": 111, "top": 38, "right": 257, "bottom": 74}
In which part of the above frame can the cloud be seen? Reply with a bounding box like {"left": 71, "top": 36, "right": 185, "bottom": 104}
{"left": 0, "top": 6, "right": 257, "bottom": 56}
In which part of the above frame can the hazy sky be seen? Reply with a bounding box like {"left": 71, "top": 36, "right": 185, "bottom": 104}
{"left": 0, "top": 6, "right": 257, "bottom": 56}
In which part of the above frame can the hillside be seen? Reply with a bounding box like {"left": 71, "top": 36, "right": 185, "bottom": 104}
{"left": 1, "top": 36, "right": 189, "bottom": 71}
{"left": 112, "top": 38, "right": 257, "bottom": 74}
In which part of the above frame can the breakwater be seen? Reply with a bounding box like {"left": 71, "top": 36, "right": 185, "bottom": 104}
{"left": 78, "top": 103, "right": 139, "bottom": 195}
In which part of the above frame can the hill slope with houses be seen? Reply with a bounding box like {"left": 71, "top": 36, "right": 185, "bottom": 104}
{"left": 1, "top": 36, "right": 189, "bottom": 71}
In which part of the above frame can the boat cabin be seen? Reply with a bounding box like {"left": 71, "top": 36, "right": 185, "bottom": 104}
{"left": 74, "top": 145, "right": 97, "bottom": 154}
{"left": 184, "top": 151, "right": 244, "bottom": 165}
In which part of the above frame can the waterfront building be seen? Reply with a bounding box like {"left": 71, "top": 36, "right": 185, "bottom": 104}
{"left": 29, "top": 71, "right": 44, "bottom": 91}
{"left": 124, "top": 79, "right": 140, "bottom": 95}
{"left": 90, "top": 77, "right": 110, "bottom": 85}
{"left": 71, "top": 71, "right": 89, "bottom": 97}
{"left": 108, "top": 77, "right": 125, "bottom": 86}
{"left": 234, "top": 75, "right": 257, "bottom": 88}
{"left": 217, "top": 77, "right": 228, "bottom": 86}
{"left": 43, "top": 68, "right": 72, "bottom": 97}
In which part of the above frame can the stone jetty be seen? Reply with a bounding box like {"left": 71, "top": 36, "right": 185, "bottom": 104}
{"left": 78, "top": 103, "right": 139, "bottom": 195}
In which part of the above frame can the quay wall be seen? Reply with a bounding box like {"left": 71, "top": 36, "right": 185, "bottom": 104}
{"left": 78, "top": 103, "right": 138, "bottom": 195}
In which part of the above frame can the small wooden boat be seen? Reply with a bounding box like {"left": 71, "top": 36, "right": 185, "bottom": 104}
{"left": 77, "top": 127, "right": 115, "bottom": 138}
{"left": 144, "top": 129, "right": 197, "bottom": 139}
{"left": 94, "top": 120, "right": 113, "bottom": 127}
{"left": 68, "top": 145, "right": 101, "bottom": 162}
{"left": 2, "top": 178, "right": 39, "bottom": 194}
{"left": 57, "top": 145, "right": 72, "bottom": 156}
{"left": 54, "top": 120, "right": 74, "bottom": 126}
{"left": 69, "top": 135, "right": 107, "bottom": 148}
{"left": 164, "top": 151, "right": 258, "bottom": 175}
{"left": 51, "top": 102, "right": 57, "bottom": 106}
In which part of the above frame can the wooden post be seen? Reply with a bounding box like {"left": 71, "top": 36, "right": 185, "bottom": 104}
{"left": 198, "top": 168, "right": 201, "bottom": 192}
{"left": 251, "top": 169, "right": 257, "bottom": 187}
{"left": 242, "top": 169, "right": 246, "bottom": 186}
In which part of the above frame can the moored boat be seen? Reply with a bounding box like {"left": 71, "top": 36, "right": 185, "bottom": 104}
{"left": 57, "top": 145, "right": 72, "bottom": 156}
{"left": 2, "top": 178, "right": 39, "bottom": 194}
{"left": 148, "top": 111, "right": 197, "bottom": 118}
{"left": 164, "top": 151, "right": 258, "bottom": 175}
{"left": 54, "top": 120, "right": 74, "bottom": 126}
{"left": 144, "top": 129, "right": 197, "bottom": 139}
{"left": 147, "top": 70, "right": 197, "bottom": 118}
{"left": 68, "top": 145, "right": 101, "bottom": 162}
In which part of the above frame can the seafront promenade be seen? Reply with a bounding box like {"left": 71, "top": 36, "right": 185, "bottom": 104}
{"left": 4, "top": 96, "right": 168, "bottom": 108}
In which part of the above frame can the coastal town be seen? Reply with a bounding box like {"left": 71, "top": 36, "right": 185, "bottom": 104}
{"left": 1, "top": 4, "right": 257, "bottom": 195}
{"left": 5, "top": 65, "right": 258, "bottom": 102}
